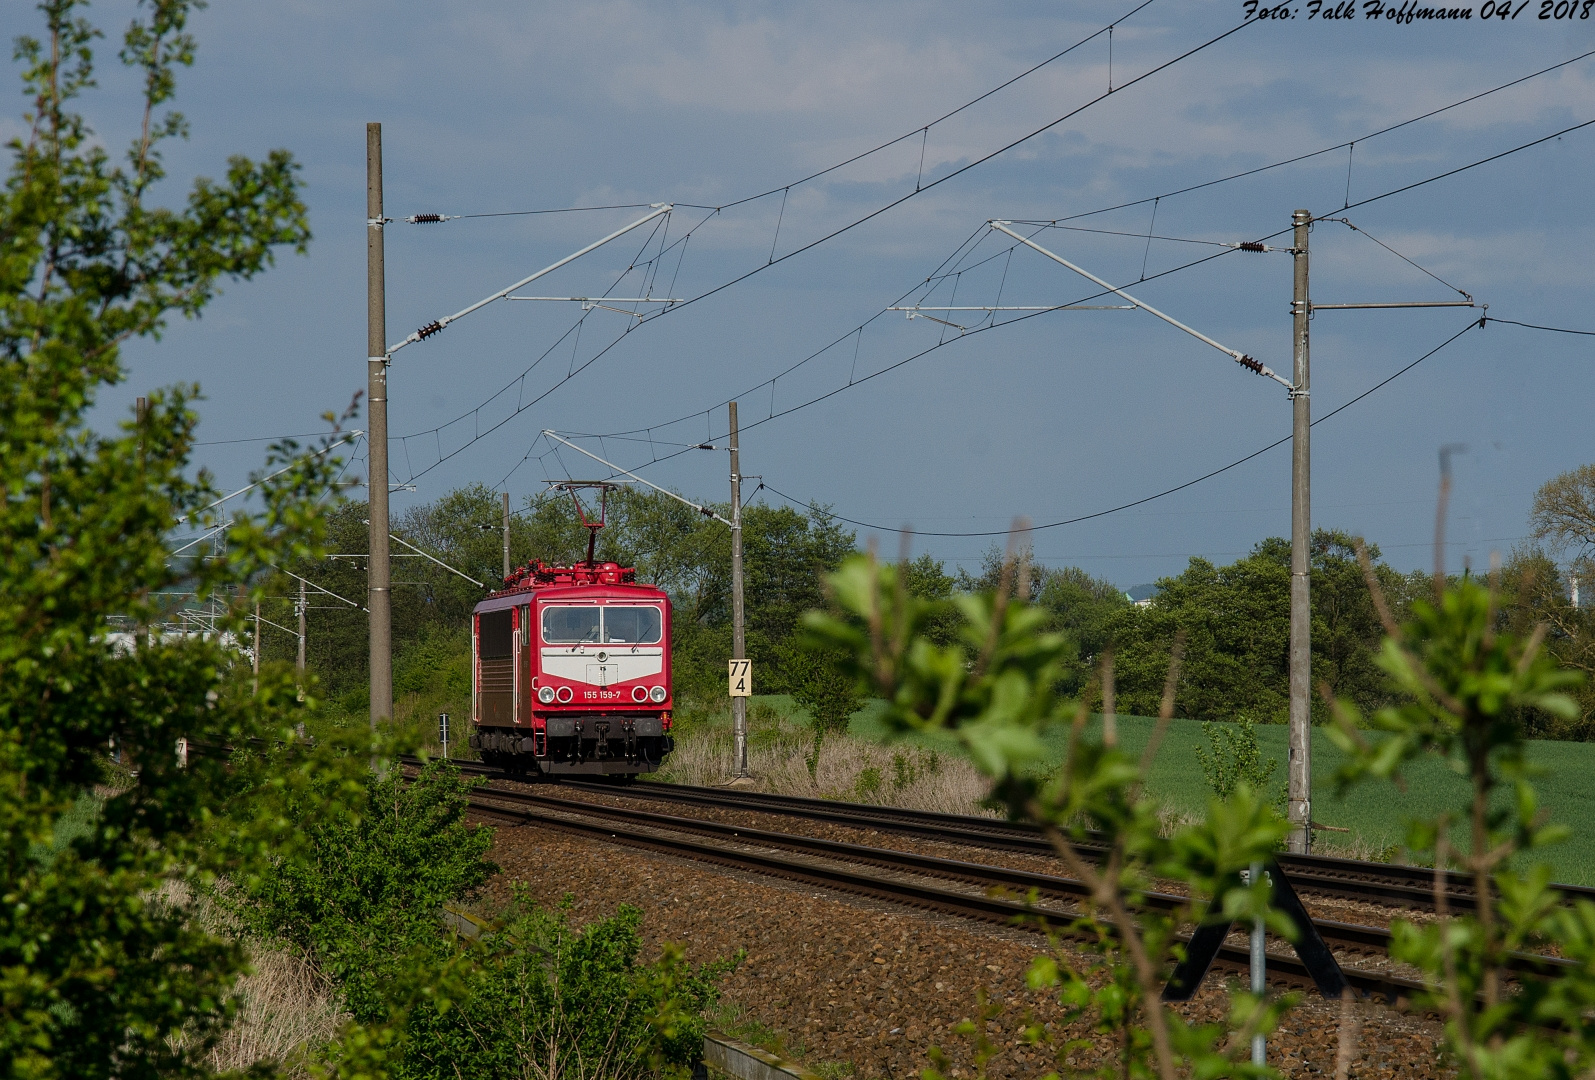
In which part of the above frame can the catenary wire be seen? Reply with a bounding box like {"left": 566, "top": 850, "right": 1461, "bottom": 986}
{"left": 389, "top": 53, "right": 1590, "bottom": 486}
{"left": 426, "top": 45, "right": 1592, "bottom": 231}
{"left": 1340, "top": 118, "right": 1594, "bottom": 213}
{"left": 528, "top": 89, "right": 1590, "bottom": 457}
{"left": 405, "top": 7, "right": 1251, "bottom": 461}
{"left": 649, "top": 17, "right": 1255, "bottom": 322}
{"left": 555, "top": 223, "right": 1270, "bottom": 453}
{"left": 195, "top": 431, "right": 340, "bottom": 446}
{"left": 413, "top": 1, "right": 1164, "bottom": 223}
{"left": 458, "top": 220, "right": 1005, "bottom": 487}
{"left": 1044, "top": 49, "right": 1595, "bottom": 224}
{"left": 461, "top": 203, "right": 656, "bottom": 220}
{"left": 1483, "top": 317, "right": 1595, "bottom": 337}
{"left": 212, "top": 51, "right": 1595, "bottom": 457}
{"left": 999, "top": 221, "right": 1286, "bottom": 250}
{"left": 562, "top": 108, "right": 1583, "bottom": 457}
{"left": 388, "top": 214, "right": 680, "bottom": 478}
{"left": 754, "top": 319, "right": 1482, "bottom": 538}
{"left": 386, "top": 8, "right": 1199, "bottom": 455}
{"left": 392, "top": 9, "right": 1253, "bottom": 468}
{"left": 513, "top": 224, "right": 1290, "bottom": 490}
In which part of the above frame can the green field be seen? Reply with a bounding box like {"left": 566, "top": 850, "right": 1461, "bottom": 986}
{"left": 842, "top": 702, "right": 1595, "bottom": 886}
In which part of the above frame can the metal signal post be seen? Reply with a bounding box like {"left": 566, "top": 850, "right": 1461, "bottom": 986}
{"left": 729, "top": 402, "right": 749, "bottom": 780}
{"left": 1279, "top": 211, "right": 1476, "bottom": 852}
{"left": 1288, "top": 209, "right": 1312, "bottom": 854}
{"left": 367, "top": 122, "right": 392, "bottom": 733}
{"left": 297, "top": 576, "right": 308, "bottom": 681}
{"left": 502, "top": 491, "right": 512, "bottom": 581}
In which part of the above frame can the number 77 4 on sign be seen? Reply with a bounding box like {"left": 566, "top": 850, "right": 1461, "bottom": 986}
{"left": 728, "top": 659, "right": 752, "bottom": 698}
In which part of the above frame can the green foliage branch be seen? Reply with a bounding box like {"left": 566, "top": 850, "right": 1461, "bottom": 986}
{"left": 1326, "top": 545, "right": 1595, "bottom": 1079}
{"left": 788, "top": 644, "right": 863, "bottom": 785}
{"left": 231, "top": 761, "right": 730, "bottom": 1080}
{"left": 224, "top": 761, "right": 499, "bottom": 1025}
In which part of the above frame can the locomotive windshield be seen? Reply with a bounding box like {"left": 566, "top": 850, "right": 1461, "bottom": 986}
{"left": 542, "top": 605, "right": 600, "bottom": 643}
{"left": 540, "top": 604, "right": 662, "bottom": 644}
{"left": 602, "top": 605, "right": 662, "bottom": 644}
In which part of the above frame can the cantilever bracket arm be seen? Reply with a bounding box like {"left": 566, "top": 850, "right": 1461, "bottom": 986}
{"left": 542, "top": 432, "right": 734, "bottom": 528}
{"left": 389, "top": 533, "right": 487, "bottom": 589}
{"left": 387, "top": 204, "right": 673, "bottom": 357}
{"left": 989, "top": 220, "right": 1294, "bottom": 392}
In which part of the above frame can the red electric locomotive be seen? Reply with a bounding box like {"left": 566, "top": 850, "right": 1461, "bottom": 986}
{"left": 467, "top": 485, "right": 674, "bottom": 776}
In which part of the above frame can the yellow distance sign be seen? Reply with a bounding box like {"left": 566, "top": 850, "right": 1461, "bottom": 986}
{"left": 728, "top": 659, "right": 752, "bottom": 698}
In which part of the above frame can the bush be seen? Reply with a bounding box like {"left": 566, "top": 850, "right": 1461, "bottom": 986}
{"left": 400, "top": 889, "right": 734, "bottom": 1080}
{"left": 231, "top": 760, "right": 736, "bottom": 1078}
{"left": 1193, "top": 714, "right": 1283, "bottom": 808}
{"left": 228, "top": 759, "right": 498, "bottom": 1022}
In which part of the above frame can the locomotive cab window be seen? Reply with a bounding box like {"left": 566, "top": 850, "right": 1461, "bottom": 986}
{"left": 542, "top": 605, "right": 600, "bottom": 643}
{"left": 603, "top": 605, "right": 661, "bottom": 644}
{"left": 478, "top": 609, "right": 514, "bottom": 658}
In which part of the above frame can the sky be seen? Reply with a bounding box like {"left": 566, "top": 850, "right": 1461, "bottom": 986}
{"left": 8, "top": 0, "right": 1594, "bottom": 589}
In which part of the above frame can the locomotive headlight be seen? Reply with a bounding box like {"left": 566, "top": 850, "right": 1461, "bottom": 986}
{"left": 649, "top": 685, "right": 667, "bottom": 703}
{"left": 537, "top": 686, "right": 556, "bottom": 704}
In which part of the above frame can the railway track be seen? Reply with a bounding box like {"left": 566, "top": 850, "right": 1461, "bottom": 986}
{"left": 540, "top": 774, "right": 1595, "bottom": 915}
{"left": 426, "top": 756, "right": 1595, "bottom": 915}
{"left": 465, "top": 783, "right": 1578, "bottom": 1006}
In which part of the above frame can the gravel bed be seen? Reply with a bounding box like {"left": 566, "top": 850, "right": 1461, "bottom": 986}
{"left": 482, "top": 815, "right": 1452, "bottom": 1079}
{"left": 476, "top": 792, "right": 1429, "bottom": 985}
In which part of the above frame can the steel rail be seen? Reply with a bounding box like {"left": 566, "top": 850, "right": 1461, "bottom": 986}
{"left": 464, "top": 791, "right": 1435, "bottom": 1005}
{"left": 546, "top": 775, "right": 1595, "bottom": 914}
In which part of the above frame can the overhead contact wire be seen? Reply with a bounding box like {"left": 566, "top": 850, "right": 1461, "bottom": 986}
{"left": 758, "top": 320, "right": 1481, "bottom": 538}
{"left": 386, "top": 48, "right": 1591, "bottom": 486}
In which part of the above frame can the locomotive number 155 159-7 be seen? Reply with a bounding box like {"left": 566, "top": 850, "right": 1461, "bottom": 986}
{"left": 583, "top": 689, "right": 624, "bottom": 701}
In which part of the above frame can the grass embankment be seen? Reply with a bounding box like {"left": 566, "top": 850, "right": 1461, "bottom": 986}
{"left": 657, "top": 697, "right": 993, "bottom": 816}
{"left": 671, "top": 697, "right": 1595, "bottom": 886}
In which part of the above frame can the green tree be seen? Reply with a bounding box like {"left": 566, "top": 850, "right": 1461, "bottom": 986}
{"left": 1111, "top": 531, "right": 1416, "bottom": 724}
{"left": 0, "top": 2, "right": 362, "bottom": 1075}
{"left": 1496, "top": 546, "right": 1595, "bottom": 739}
{"left": 903, "top": 551, "right": 962, "bottom": 646}
{"left": 1036, "top": 564, "right": 1130, "bottom": 690}
{"left": 1530, "top": 463, "right": 1595, "bottom": 555}
{"left": 1111, "top": 540, "right": 1293, "bottom": 723}
{"left": 1515, "top": 462, "right": 1595, "bottom": 735}
{"left": 956, "top": 544, "right": 1127, "bottom": 693}
{"left": 787, "top": 643, "right": 863, "bottom": 783}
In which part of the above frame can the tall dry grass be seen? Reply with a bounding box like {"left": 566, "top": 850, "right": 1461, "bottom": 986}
{"left": 160, "top": 883, "right": 346, "bottom": 1077}
{"left": 657, "top": 724, "right": 997, "bottom": 817}
{"left": 197, "top": 945, "right": 345, "bottom": 1076}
